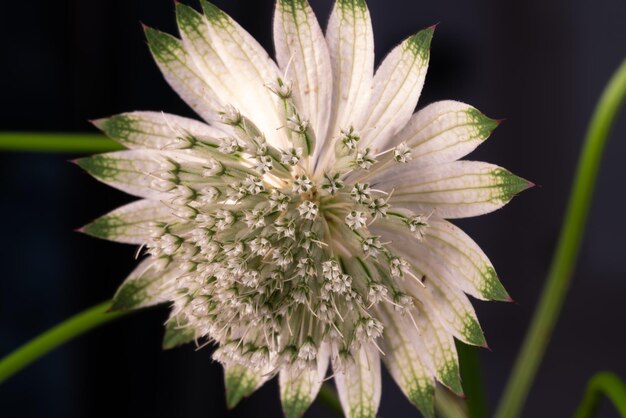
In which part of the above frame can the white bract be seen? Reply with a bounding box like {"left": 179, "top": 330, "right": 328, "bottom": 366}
{"left": 80, "top": 1, "right": 530, "bottom": 417}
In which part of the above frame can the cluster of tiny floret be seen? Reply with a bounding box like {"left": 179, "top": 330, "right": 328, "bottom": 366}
{"left": 142, "top": 77, "right": 431, "bottom": 374}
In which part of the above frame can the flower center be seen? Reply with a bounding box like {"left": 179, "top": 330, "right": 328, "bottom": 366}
{"left": 138, "top": 87, "right": 430, "bottom": 373}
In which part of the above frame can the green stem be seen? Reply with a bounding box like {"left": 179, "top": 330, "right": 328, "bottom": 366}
{"left": 0, "top": 132, "right": 122, "bottom": 153}
{"left": 0, "top": 300, "right": 127, "bottom": 384}
{"left": 494, "top": 57, "right": 626, "bottom": 418}
{"left": 574, "top": 372, "right": 626, "bottom": 418}
{"left": 317, "top": 384, "right": 343, "bottom": 416}
{"left": 0, "top": 299, "right": 347, "bottom": 413}
{"left": 457, "top": 342, "right": 487, "bottom": 418}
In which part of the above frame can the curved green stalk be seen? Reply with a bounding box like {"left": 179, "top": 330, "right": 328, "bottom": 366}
{"left": 0, "top": 301, "right": 127, "bottom": 384}
{"left": 0, "top": 132, "right": 122, "bottom": 153}
{"left": 495, "top": 57, "right": 626, "bottom": 418}
{"left": 573, "top": 372, "right": 626, "bottom": 418}
{"left": 0, "top": 300, "right": 346, "bottom": 415}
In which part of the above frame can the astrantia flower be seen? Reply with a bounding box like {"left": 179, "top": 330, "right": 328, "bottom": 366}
{"left": 79, "top": 1, "right": 530, "bottom": 417}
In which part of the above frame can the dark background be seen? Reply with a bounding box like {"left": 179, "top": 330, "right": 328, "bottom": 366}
{"left": 1, "top": 0, "right": 625, "bottom": 417}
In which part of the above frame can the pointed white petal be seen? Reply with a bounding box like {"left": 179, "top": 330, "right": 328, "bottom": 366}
{"left": 176, "top": 4, "right": 268, "bottom": 124}
{"left": 224, "top": 362, "right": 271, "bottom": 409}
{"left": 376, "top": 306, "right": 435, "bottom": 418}
{"left": 162, "top": 314, "right": 196, "bottom": 350}
{"left": 334, "top": 344, "right": 381, "bottom": 418}
{"left": 145, "top": 26, "right": 221, "bottom": 123}
{"left": 413, "top": 303, "right": 463, "bottom": 395}
{"left": 422, "top": 218, "right": 509, "bottom": 300}
{"left": 371, "top": 223, "right": 487, "bottom": 345}
{"left": 274, "top": 0, "right": 332, "bottom": 158}
{"left": 406, "top": 269, "right": 486, "bottom": 347}
{"left": 199, "top": 1, "right": 289, "bottom": 149}
{"left": 280, "top": 344, "right": 330, "bottom": 418}
{"left": 77, "top": 150, "right": 168, "bottom": 199}
{"left": 383, "top": 100, "right": 499, "bottom": 162}
{"left": 82, "top": 199, "right": 175, "bottom": 245}
{"left": 93, "top": 111, "right": 224, "bottom": 150}
{"left": 315, "top": 0, "right": 374, "bottom": 174}
{"left": 363, "top": 27, "right": 434, "bottom": 150}
{"left": 112, "top": 257, "right": 179, "bottom": 310}
{"left": 77, "top": 149, "right": 228, "bottom": 199}
{"left": 374, "top": 161, "right": 532, "bottom": 219}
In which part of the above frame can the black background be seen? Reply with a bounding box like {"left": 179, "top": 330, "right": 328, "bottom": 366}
{"left": 1, "top": 0, "right": 626, "bottom": 417}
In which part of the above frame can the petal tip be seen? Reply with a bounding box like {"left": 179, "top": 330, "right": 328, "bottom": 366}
{"left": 427, "top": 22, "right": 440, "bottom": 32}
{"left": 89, "top": 117, "right": 106, "bottom": 130}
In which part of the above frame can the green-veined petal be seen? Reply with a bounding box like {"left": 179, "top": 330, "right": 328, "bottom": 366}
{"left": 112, "top": 257, "right": 179, "bottom": 310}
{"left": 81, "top": 199, "right": 176, "bottom": 244}
{"left": 377, "top": 305, "right": 436, "bottom": 418}
{"left": 382, "top": 100, "right": 499, "bottom": 162}
{"left": 334, "top": 344, "right": 381, "bottom": 418}
{"left": 199, "top": 1, "right": 289, "bottom": 149}
{"left": 279, "top": 344, "right": 330, "bottom": 418}
{"left": 76, "top": 149, "right": 227, "bottom": 199}
{"left": 413, "top": 303, "right": 463, "bottom": 395}
{"left": 93, "top": 111, "right": 223, "bottom": 150}
{"left": 372, "top": 223, "right": 487, "bottom": 345}
{"left": 163, "top": 315, "right": 197, "bottom": 350}
{"left": 224, "top": 362, "right": 271, "bottom": 409}
{"left": 145, "top": 26, "right": 221, "bottom": 123}
{"left": 363, "top": 27, "right": 434, "bottom": 150}
{"left": 376, "top": 161, "right": 532, "bottom": 219}
{"left": 424, "top": 218, "right": 509, "bottom": 300}
{"left": 274, "top": 0, "right": 332, "bottom": 158}
{"left": 316, "top": 0, "right": 374, "bottom": 175}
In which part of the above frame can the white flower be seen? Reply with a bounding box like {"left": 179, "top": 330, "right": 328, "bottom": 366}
{"left": 82, "top": 1, "right": 530, "bottom": 417}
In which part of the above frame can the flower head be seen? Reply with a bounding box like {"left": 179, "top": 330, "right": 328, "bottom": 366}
{"left": 80, "top": 1, "right": 530, "bottom": 417}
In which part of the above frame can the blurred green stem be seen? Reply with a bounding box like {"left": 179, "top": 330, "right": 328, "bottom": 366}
{"left": 0, "top": 132, "right": 122, "bottom": 153}
{"left": 573, "top": 372, "right": 626, "bottom": 418}
{"left": 0, "top": 301, "right": 126, "bottom": 384}
{"left": 318, "top": 384, "right": 343, "bottom": 416}
{"left": 495, "top": 57, "right": 626, "bottom": 418}
{"left": 457, "top": 342, "right": 487, "bottom": 418}
{"left": 0, "top": 300, "right": 345, "bottom": 415}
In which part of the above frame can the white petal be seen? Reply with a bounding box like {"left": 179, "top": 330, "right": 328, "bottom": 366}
{"left": 176, "top": 4, "right": 270, "bottom": 125}
{"left": 93, "top": 111, "right": 224, "bottom": 150}
{"left": 362, "top": 27, "right": 434, "bottom": 150}
{"left": 412, "top": 303, "right": 463, "bottom": 395}
{"left": 145, "top": 26, "right": 221, "bottom": 123}
{"left": 279, "top": 343, "right": 329, "bottom": 418}
{"left": 199, "top": 1, "right": 289, "bottom": 149}
{"left": 82, "top": 199, "right": 176, "bottom": 244}
{"left": 162, "top": 314, "right": 196, "bottom": 350}
{"left": 316, "top": 0, "right": 374, "bottom": 174}
{"left": 334, "top": 344, "right": 381, "bottom": 418}
{"left": 112, "top": 257, "right": 179, "bottom": 310}
{"left": 76, "top": 149, "right": 215, "bottom": 199}
{"left": 374, "top": 161, "right": 531, "bottom": 219}
{"left": 274, "top": 0, "right": 332, "bottom": 158}
{"left": 376, "top": 305, "right": 435, "bottom": 418}
{"left": 77, "top": 150, "right": 168, "bottom": 199}
{"left": 413, "top": 278, "right": 486, "bottom": 347}
{"left": 382, "top": 100, "right": 499, "bottom": 162}
{"left": 372, "top": 218, "right": 507, "bottom": 300}
{"left": 372, "top": 223, "right": 487, "bottom": 345}
{"left": 224, "top": 362, "right": 272, "bottom": 409}
{"left": 424, "top": 218, "right": 509, "bottom": 300}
